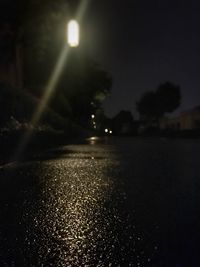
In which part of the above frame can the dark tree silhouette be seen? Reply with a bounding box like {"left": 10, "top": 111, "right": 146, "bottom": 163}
{"left": 136, "top": 91, "right": 159, "bottom": 120}
{"left": 49, "top": 55, "right": 112, "bottom": 126}
{"left": 136, "top": 81, "right": 181, "bottom": 123}
{"left": 3, "top": 0, "right": 112, "bottom": 128}
{"left": 156, "top": 82, "right": 181, "bottom": 114}
{"left": 112, "top": 110, "right": 134, "bottom": 135}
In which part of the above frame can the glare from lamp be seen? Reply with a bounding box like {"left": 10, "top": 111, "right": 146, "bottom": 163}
{"left": 67, "top": 20, "right": 79, "bottom": 47}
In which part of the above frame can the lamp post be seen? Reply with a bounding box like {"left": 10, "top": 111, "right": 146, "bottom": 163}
{"left": 67, "top": 20, "right": 79, "bottom": 47}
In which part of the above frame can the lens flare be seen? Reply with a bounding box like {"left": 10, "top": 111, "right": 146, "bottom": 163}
{"left": 12, "top": 0, "right": 91, "bottom": 162}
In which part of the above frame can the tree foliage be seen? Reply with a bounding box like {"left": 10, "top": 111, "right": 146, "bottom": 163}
{"left": 17, "top": 0, "right": 70, "bottom": 85}
{"left": 112, "top": 110, "right": 134, "bottom": 135}
{"left": 14, "top": 0, "right": 112, "bottom": 127}
{"left": 136, "top": 82, "right": 181, "bottom": 121}
{"left": 46, "top": 52, "right": 112, "bottom": 126}
{"left": 156, "top": 82, "right": 181, "bottom": 114}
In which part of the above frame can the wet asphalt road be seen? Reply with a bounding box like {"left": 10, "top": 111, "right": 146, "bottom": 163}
{"left": 0, "top": 137, "right": 200, "bottom": 267}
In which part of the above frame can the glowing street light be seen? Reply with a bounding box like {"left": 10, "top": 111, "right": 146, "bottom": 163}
{"left": 67, "top": 20, "right": 79, "bottom": 47}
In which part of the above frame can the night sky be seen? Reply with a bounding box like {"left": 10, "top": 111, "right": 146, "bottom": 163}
{"left": 1, "top": 0, "right": 200, "bottom": 118}
{"left": 83, "top": 0, "right": 200, "bottom": 118}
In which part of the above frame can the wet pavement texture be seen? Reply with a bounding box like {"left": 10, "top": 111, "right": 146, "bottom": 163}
{"left": 0, "top": 137, "right": 200, "bottom": 266}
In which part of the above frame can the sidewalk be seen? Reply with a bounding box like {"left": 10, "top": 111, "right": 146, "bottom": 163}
{"left": 0, "top": 130, "right": 89, "bottom": 167}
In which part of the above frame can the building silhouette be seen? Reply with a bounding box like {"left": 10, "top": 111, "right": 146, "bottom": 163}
{"left": 160, "top": 106, "right": 200, "bottom": 131}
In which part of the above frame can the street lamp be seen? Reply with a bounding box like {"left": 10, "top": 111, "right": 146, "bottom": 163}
{"left": 67, "top": 20, "right": 79, "bottom": 47}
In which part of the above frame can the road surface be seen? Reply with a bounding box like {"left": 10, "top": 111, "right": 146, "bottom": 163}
{"left": 0, "top": 137, "right": 200, "bottom": 266}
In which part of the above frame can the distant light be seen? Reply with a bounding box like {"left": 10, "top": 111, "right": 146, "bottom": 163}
{"left": 93, "top": 121, "right": 96, "bottom": 125}
{"left": 94, "top": 125, "right": 96, "bottom": 129}
{"left": 109, "top": 130, "right": 112, "bottom": 134}
{"left": 91, "top": 114, "right": 95, "bottom": 119}
{"left": 67, "top": 20, "right": 79, "bottom": 47}
{"left": 89, "top": 137, "right": 98, "bottom": 141}
{"left": 87, "top": 136, "right": 100, "bottom": 144}
{"left": 105, "top": 128, "right": 108, "bottom": 133}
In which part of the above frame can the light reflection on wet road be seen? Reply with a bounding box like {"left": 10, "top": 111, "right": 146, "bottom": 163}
{"left": 0, "top": 138, "right": 200, "bottom": 266}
